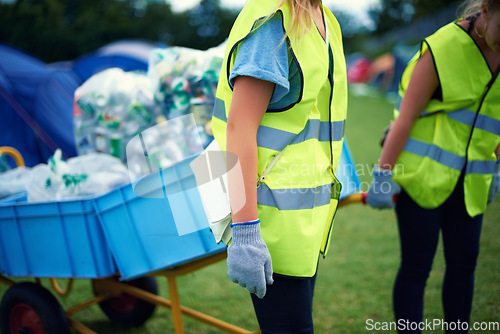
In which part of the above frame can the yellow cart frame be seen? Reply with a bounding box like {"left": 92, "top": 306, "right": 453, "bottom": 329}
{"left": 1, "top": 250, "right": 260, "bottom": 334}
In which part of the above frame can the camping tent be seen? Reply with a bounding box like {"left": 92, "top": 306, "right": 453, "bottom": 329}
{"left": 72, "top": 40, "right": 161, "bottom": 83}
{"left": 0, "top": 43, "right": 80, "bottom": 167}
{"left": 0, "top": 41, "right": 160, "bottom": 167}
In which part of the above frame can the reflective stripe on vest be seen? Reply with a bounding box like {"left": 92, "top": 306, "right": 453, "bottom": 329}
{"left": 419, "top": 109, "right": 500, "bottom": 135}
{"left": 257, "top": 183, "right": 331, "bottom": 210}
{"left": 214, "top": 98, "right": 345, "bottom": 150}
{"left": 404, "top": 138, "right": 497, "bottom": 174}
{"left": 395, "top": 102, "right": 500, "bottom": 136}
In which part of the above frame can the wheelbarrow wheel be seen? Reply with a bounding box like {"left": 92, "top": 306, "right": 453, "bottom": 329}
{"left": 94, "top": 276, "right": 158, "bottom": 327}
{"left": 0, "top": 282, "right": 70, "bottom": 334}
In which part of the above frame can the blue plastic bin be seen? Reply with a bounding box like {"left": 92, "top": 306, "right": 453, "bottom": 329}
{"left": 0, "top": 193, "right": 27, "bottom": 276}
{"left": 0, "top": 193, "right": 116, "bottom": 278}
{"left": 0, "top": 140, "right": 359, "bottom": 281}
{"left": 94, "top": 154, "right": 226, "bottom": 281}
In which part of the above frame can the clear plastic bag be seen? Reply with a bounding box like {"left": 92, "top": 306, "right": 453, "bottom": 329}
{"left": 26, "top": 150, "right": 130, "bottom": 202}
{"left": 148, "top": 46, "right": 223, "bottom": 144}
{"left": 0, "top": 166, "right": 32, "bottom": 198}
{"left": 73, "top": 68, "right": 159, "bottom": 159}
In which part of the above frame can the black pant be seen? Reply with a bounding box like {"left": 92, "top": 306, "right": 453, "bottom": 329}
{"left": 394, "top": 184, "right": 483, "bottom": 334}
{"left": 250, "top": 273, "right": 317, "bottom": 334}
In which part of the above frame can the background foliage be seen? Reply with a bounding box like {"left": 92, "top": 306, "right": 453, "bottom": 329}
{"left": 0, "top": 0, "right": 237, "bottom": 62}
{"left": 369, "top": 0, "right": 461, "bottom": 35}
{"left": 1, "top": 0, "right": 464, "bottom": 63}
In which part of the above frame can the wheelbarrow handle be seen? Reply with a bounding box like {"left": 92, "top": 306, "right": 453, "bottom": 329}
{"left": 0, "top": 146, "right": 25, "bottom": 167}
{"left": 339, "top": 191, "right": 399, "bottom": 208}
{"left": 338, "top": 192, "right": 368, "bottom": 208}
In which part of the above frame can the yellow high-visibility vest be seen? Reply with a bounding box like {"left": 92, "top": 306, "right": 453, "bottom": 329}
{"left": 211, "top": 0, "right": 347, "bottom": 277}
{"left": 394, "top": 22, "right": 500, "bottom": 217}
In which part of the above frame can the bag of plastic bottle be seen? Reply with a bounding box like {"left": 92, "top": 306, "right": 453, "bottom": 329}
{"left": 25, "top": 149, "right": 130, "bottom": 202}
{"left": 73, "top": 68, "right": 159, "bottom": 160}
{"left": 148, "top": 46, "right": 223, "bottom": 147}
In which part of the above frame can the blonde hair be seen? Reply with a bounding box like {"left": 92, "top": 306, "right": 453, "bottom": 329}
{"left": 277, "top": 0, "right": 322, "bottom": 42}
{"left": 459, "top": 0, "right": 500, "bottom": 18}
{"left": 248, "top": 0, "right": 322, "bottom": 49}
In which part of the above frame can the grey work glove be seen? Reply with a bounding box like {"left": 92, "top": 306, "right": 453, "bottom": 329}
{"left": 366, "top": 165, "right": 401, "bottom": 209}
{"left": 227, "top": 222, "right": 273, "bottom": 299}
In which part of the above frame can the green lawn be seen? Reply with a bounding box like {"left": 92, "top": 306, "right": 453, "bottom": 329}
{"left": 1, "top": 87, "right": 499, "bottom": 333}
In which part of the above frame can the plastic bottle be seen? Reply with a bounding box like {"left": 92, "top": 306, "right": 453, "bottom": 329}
{"left": 74, "top": 94, "right": 98, "bottom": 155}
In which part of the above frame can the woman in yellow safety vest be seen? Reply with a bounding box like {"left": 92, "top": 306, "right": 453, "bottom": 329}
{"left": 367, "top": 0, "right": 500, "bottom": 332}
{"left": 211, "top": 0, "right": 347, "bottom": 331}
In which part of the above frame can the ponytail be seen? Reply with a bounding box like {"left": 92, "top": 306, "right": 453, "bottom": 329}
{"left": 458, "top": 0, "right": 500, "bottom": 19}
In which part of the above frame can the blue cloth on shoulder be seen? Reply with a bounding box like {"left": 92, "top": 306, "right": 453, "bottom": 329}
{"left": 229, "top": 14, "right": 300, "bottom": 111}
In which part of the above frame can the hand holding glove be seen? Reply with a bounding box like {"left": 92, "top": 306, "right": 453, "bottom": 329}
{"left": 366, "top": 165, "right": 401, "bottom": 209}
{"left": 227, "top": 220, "right": 273, "bottom": 299}
{"left": 488, "top": 161, "right": 500, "bottom": 204}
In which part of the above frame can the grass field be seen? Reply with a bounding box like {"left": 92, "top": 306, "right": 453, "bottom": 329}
{"left": 1, "top": 87, "right": 499, "bottom": 333}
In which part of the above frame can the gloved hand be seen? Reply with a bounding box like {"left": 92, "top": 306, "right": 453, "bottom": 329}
{"left": 488, "top": 161, "right": 500, "bottom": 204}
{"left": 227, "top": 220, "right": 273, "bottom": 299}
{"left": 366, "top": 165, "right": 401, "bottom": 209}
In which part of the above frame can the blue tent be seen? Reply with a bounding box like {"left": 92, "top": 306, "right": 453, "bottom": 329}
{"left": 0, "top": 43, "right": 80, "bottom": 167}
{"left": 72, "top": 40, "right": 160, "bottom": 82}
{"left": 0, "top": 41, "right": 159, "bottom": 167}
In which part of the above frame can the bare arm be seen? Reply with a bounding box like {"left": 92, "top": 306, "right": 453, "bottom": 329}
{"left": 378, "top": 50, "right": 439, "bottom": 170}
{"left": 226, "top": 76, "right": 275, "bottom": 223}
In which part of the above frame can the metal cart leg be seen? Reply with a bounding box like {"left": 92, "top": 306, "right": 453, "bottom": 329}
{"left": 92, "top": 251, "right": 259, "bottom": 333}
{"left": 66, "top": 317, "right": 98, "bottom": 334}
{"left": 166, "top": 275, "right": 185, "bottom": 334}
{"left": 94, "top": 271, "right": 258, "bottom": 333}
{"left": 155, "top": 250, "right": 260, "bottom": 334}
{"left": 0, "top": 275, "right": 15, "bottom": 287}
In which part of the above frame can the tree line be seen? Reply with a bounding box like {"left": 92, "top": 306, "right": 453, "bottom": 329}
{"left": 0, "top": 0, "right": 461, "bottom": 63}
{"left": 0, "top": 0, "right": 237, "bottom": 62}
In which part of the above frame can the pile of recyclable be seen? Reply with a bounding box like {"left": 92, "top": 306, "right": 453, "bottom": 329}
{"left": 0, "top": 149, "right": 130, "bottom": 201}
{"left": 73, "top": 68, "right": 158, "bottom": 160}
{"left": 148, "top": 46, "right": 222, "bottom": 141}
{"left": 73, "top": 46, "right": 223, "bottom": 180}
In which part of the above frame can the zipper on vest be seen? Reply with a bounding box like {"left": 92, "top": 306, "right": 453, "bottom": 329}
{"left": 328, "top": 44, "right": 334, "bottom": 167}
{"left": 321, "top": 43, "right": 337, "bottom": 256}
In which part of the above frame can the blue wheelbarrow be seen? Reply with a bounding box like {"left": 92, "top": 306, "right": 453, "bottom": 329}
{"left": 0, "top": 141, "right": 361, "bottom": 334}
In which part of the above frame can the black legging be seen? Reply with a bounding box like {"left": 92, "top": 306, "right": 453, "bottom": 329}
{"left": 250, "top": 273, "right": 317, "bottom": 334}
{"left": 394, "top": 183, "right": 483, "bottom": 334}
